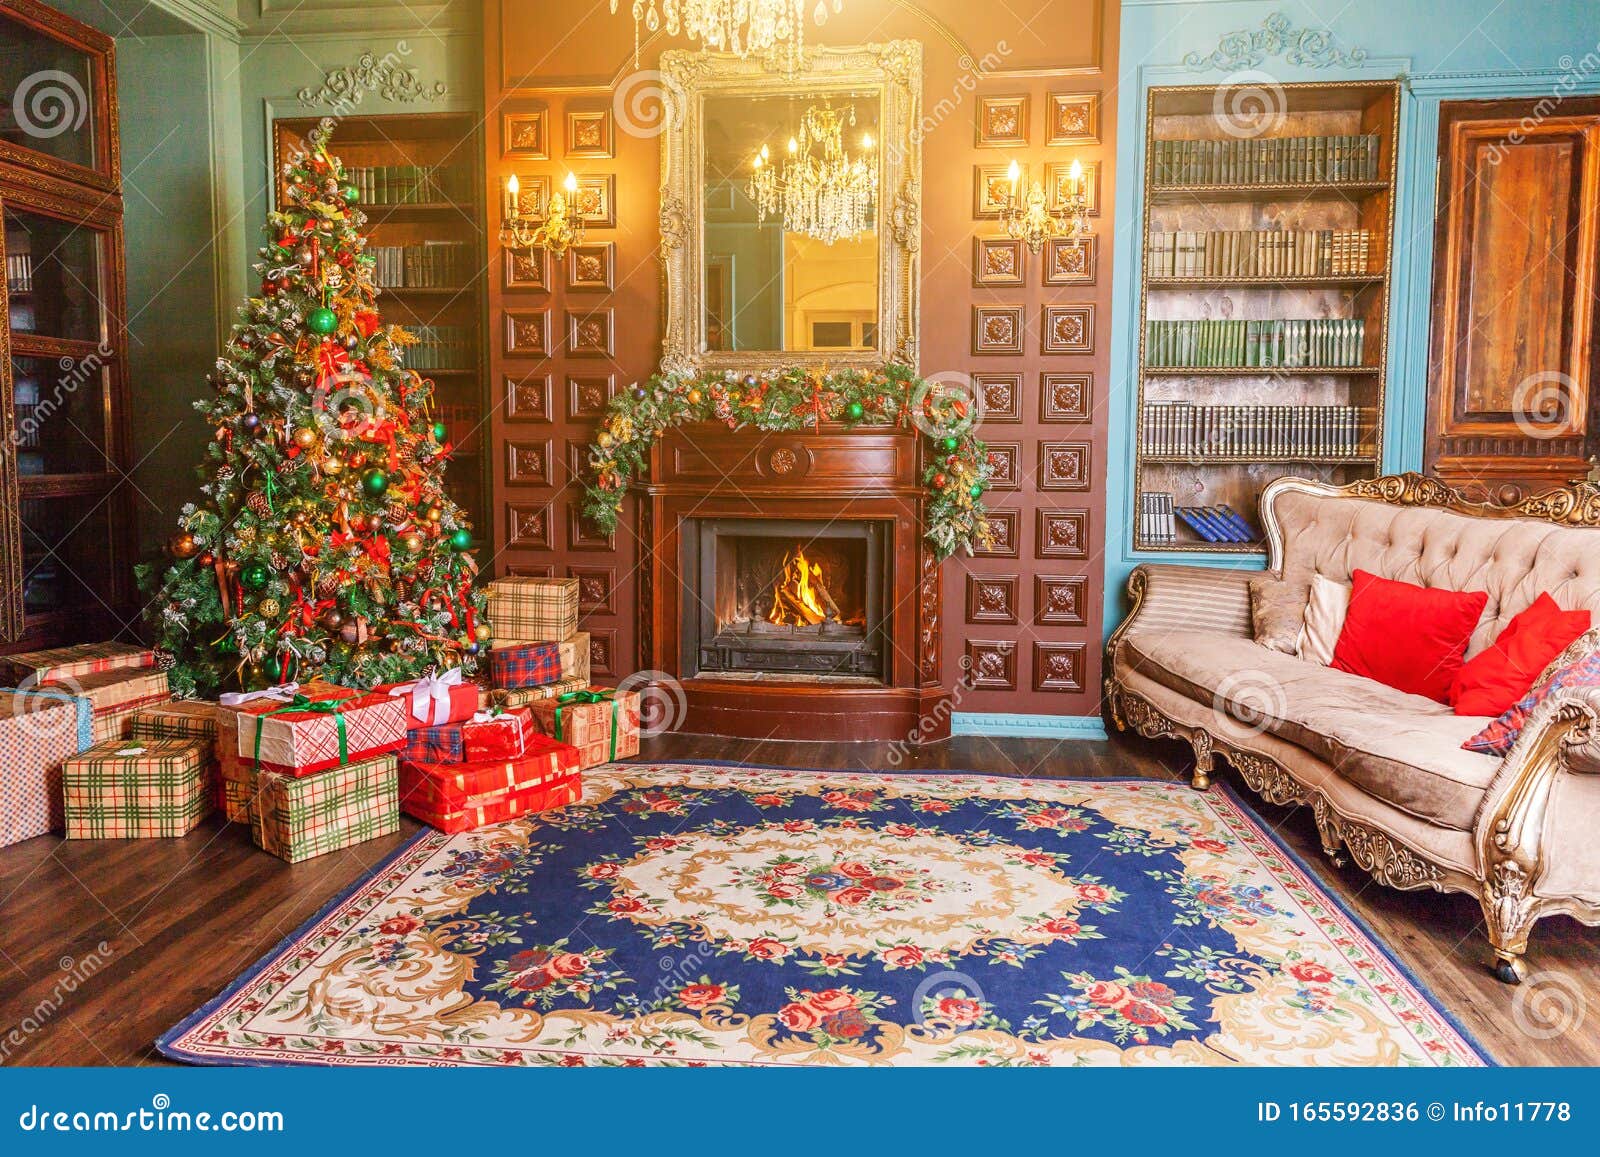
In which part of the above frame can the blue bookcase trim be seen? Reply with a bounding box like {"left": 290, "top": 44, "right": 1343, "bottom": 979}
{"left": 951, "top": 713, "right": 1110, "bottom": 741}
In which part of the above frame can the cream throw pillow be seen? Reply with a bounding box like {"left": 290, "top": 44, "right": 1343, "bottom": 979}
{"left": 1297, "top": 574, "right": 1352, "bottom": 667}
{"left": 1249, "top": 574, "right": 1309, "bottom": 655}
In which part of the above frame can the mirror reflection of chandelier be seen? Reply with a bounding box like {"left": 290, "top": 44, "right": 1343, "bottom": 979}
{"left": 612, "top": 0, "right": 843, "bottom": 62}
{"left": 747, "top": 103, "right": 877, "bottom": 244}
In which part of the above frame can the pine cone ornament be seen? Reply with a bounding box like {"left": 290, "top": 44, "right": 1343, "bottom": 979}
{"left": 154, "top": 649, "right": 177, "bottom": 671}
{"left": 317, "top": 573, "right": 341, "bottom": 598}
{"left": 216, "top": 465, "right": 235, "bottom": 484}
{"left": 246, "top": 490, "right": 270, "bottom": 517}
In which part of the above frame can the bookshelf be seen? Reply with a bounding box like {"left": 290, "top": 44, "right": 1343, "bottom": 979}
{"left": 1134, "top": 80, "right": 1400, "bottom": 553}
{"left": 271, "top": 112, "right": 489, "bottom": 547}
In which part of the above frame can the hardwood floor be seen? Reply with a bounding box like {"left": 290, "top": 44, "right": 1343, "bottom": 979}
{"left": 2, "top": 729, "right": 1596, "bottom": 1066}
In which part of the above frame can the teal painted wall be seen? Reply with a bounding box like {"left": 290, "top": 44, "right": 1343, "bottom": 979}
{"left": 1104, "top": 0, "right": 1600, "bottom": 639}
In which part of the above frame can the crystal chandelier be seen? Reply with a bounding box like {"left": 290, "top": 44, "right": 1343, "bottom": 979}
{"left": 612, "top": 0, "right": 843, "bottom": 64}
{"left": 1000, "top": 158, "right": 1090, "bottom": 253}
{"left": 499, "top": 172, "right": 585, "bottom": 258}
{"left": 747, "top": 103, "right": 877, "bottom": 244}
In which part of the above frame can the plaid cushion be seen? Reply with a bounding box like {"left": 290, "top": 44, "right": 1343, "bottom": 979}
{"left": 62, "top": 738, "right": 212, "bottom": 839}
{"left": 489, "top": 642, "right": 562, "bottom": 691}
{"left": 485, "top": 577, "right": 579, "bottom": 643}
{"left": 252, "top": 754, "right": 400, "bottom": 862}
{"left": 1, "top": 642, "right": 153, "bottom": 685}
{"left": 1465, "top": 651, "right": 1600, "bottom": 755}
{"left": 0, "top": 690, "right": 93, "bottom": 846}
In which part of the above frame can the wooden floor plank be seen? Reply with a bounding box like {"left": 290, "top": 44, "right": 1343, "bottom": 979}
{"left": 1, "top": 731, "right": 1594, "bottom": 1066}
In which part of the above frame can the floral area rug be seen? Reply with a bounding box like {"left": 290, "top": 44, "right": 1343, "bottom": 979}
{"left": 160, "top": 764, "right": 1488, "bottom": 1067}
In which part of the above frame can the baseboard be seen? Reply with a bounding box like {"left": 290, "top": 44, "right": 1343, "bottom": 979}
{"left": 950, "top": 712, "right": 1109, "bottom": 741}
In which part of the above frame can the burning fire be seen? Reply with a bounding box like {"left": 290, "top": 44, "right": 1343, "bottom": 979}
{"left": 767, "top": 548, "right": 832, "bottom": 627}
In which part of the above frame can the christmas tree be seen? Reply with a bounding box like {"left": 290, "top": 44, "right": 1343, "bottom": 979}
{"left": 142, "top": 118, "right": 489, "bottom": 698}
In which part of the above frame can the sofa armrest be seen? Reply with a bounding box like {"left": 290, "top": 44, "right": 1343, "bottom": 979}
{"left": 1108, "top": 563, "right": 1255, "bottom": 661}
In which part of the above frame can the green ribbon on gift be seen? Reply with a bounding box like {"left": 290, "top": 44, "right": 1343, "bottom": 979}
{"left": 251, "top": 694, "right": 349, "bottom": 771}
{"left": 553, "top": 688, "right": 618, "bottom": 762}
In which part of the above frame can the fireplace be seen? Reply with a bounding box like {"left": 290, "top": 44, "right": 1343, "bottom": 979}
{"left": 641, "top": 423, "right": 947, "bottom": 741}
{"left": 681, "top": 518, "right": 889, "bottom": 679}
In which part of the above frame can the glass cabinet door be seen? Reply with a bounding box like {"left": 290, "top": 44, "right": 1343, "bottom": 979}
{"left": 0, "top": 1, "right": 111, "bottom": 185}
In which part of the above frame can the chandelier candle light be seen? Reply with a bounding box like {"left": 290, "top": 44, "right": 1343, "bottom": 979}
{"left": 500, "top": 172, "right": 585, "bottom": 258}
{"left": 613, "top": 0, "right": 843, "bottom": 66}
{"left": 1001, "top": 157, "right": 1089, "bottom": 253}
{"left": 748, "top": 103, "right": 877, "bottom": 244}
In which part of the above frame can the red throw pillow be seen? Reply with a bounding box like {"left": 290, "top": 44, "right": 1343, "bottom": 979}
{"left": 1330, "top": 570, "right": 1488, "bottom": 703}
{"left": 1450, "top": 593, "right": 1591, "bottom": 716}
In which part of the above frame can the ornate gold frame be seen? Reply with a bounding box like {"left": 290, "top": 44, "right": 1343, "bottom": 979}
{"left": 1105, "top": 473, "right": 1600, "bottom": 984}
{"left": 657, "top": 42, "right": 923, "bottom": 375}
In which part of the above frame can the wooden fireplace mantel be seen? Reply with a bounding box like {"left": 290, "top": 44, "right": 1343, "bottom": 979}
{"left": 640, "top": 423, "right": 949, "bottom": 743}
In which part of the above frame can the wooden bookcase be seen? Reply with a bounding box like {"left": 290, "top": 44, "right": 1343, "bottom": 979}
{"left": 1133, "top": 80, "right": 1400, "bottom": 554}
{"left": 271, "top": 112, "right": 490, "bottom": 549}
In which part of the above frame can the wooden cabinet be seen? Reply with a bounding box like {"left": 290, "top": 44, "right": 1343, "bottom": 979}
{"left": 1424, "top": 97, "right": 1600, "bottom": 499}
{"left": 0, "top": 0, "right": 130, "bottom": 650}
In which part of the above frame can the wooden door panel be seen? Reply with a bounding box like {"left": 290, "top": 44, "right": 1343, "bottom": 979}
{"left": 1426, "top": 99, "right": 1600, "bottom": 500}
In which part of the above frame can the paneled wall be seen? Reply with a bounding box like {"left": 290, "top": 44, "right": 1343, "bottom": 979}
{"left": 485, "top": 0, "right": 1119, "bottom": 725}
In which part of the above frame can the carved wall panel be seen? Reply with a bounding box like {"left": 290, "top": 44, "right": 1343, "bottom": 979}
{"left": 965, "top": 639, "right": 1018, "bottom": 689}
{"left": 966, "top": 574, "right": 1019, "bottom": 625}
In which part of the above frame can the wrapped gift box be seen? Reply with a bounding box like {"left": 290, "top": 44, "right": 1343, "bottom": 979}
{"left": 62, "top": 737, "right": 212, "bottom": 839}
{"left": 526, "top": 687, "right": 641, "bottom": 769}
{"left": 235, "top": 684, "right": 408, "bottom": 777}
{"left": 217, "top": 748, "right": 258, "bottom": 825}
{"left": 400, "top": 737, "right": 581, "bottom": 833}
{"left": 32, "top": 667, "right": 171, "bottom": 745}
{"left": 1, "top": 641, "right": 154, "bottom": 686}
{"left": 485, "top": 577, "right": 579, "bottom": 643}
{"left": 130, "top": 700, "right": 224, "bottom": 746}
{"left": 377, "top": 671, "right": 479, "bottom": 730}
{"left": 494, "top": 631, "right": 590, "bottom": 686}
{"left": 489, "top": 641, "right": 562, "bottom": 691}
{"left": 490, "top": 674, "right": 586, "bottom": 709}
{"left": 462, "top": 708, "right": 539, "bottom": 762}
{"left": 251, "top": 753, "right": 399, "bottom": 863}
{"left": 0, "top": 689, "right": 93, "bottom": 847}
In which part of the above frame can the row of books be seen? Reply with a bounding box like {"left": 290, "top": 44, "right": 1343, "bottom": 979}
{"left": 1141, "top": 403, "right": 1367, "bottom": 459}
{"left": 1148, "top": 229, "right": 1375, "bottom": 278}
{"left": 1140, "top": 493, "right": 1259, "bottom": 545}
{"left": 1146, "top": 317, "right": 1367, "bottom": 369}
{"left": 6, "top": 253, "right": 32, "bottom": 293}
{"left": 404, "top": 325, "right": 473, "bottom": 371}
{"left": 346, "top": 164, "right": 472, "bottom": 206}
{"left": 1152, "top": 134, "right": 1382, "bottom": 187}
{"left": 370, "top": 242, "right": 474, "bottom": 289}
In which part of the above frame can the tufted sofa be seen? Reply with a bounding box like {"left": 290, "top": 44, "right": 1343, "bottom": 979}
{"left": 1104, "top": 473, "right": 1600, "bottom": 982}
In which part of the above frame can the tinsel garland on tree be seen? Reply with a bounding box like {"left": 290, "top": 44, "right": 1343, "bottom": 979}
{"left": 581, "top": 364, "right": 994, "bottom": 559}
{"left": 138, "top": 118, "right": 490, "bottom": 698}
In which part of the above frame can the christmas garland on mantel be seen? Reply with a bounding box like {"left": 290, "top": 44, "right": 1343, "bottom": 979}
{"left": 581, "top": 364, "right": 995, "bottom": 559}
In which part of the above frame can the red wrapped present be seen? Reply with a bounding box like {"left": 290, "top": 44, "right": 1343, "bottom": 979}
{"left": 400, "top": 735, "right": 581, "bottom": 832}
{"left": 489, "top": 641, "right": 561, "bottom": 691}
{"left": 234, "top": 684, "right": 408, "bottom": 777}
{"left": 377, "top": 669, "right": 479, "bottom": 729}
{"left": 400, "top": 721, "right": 467, "bottom": 765}
{"left": 526, "top": 686, "right": 641, "bottom": 769}
{"left": 494, "top": 631, "right": 590, "bottom": 685}
{"left": 404, "top": 775, "right": 582, "bottom": 834}
{"left": 0, "top": 689, "right": 93, "bottom": 847}
{"left": 1, "top": 641, "right": 154, "bottom": 686}
{"left": 463, "top": 707, "right": 538, "bottom": 762}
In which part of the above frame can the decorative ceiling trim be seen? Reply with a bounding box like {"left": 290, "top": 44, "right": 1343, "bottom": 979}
{"left": 1183, "top": 11, "right": 1368, "bottom": 72}
{"left": 297, "top": 47, "right": 448, "bottom": 108}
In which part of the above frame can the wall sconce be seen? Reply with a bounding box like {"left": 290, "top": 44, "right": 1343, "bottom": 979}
{"left": 1000, "top": 158, "right": 1089, "bottom": 253}
{"left": 500, "top": 171, "right": 586, "bottom": 258}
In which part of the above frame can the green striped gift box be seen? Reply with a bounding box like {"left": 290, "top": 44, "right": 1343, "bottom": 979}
{"left": 485, "top": 577, "right": 579, "bottom": 643}
{"left": 251, "top": 754, "right": 400, "bottom": 863}
{"left": 62, "top": 738, "right": 212, "bottom": 839}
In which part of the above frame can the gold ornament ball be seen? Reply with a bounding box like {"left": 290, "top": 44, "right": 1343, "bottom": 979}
{"left": 687, "top": 388, "right": 703, "bottom": 405}
{"left": 292, "top": 427, "right": 317, "bottom": 449}
{"left": 169, "top": 532, "right": 199, "bottom": 559}
{"left": 321, "top": 455, "right": 344, "bottom": 476}
{"left": 597, "top": 431, "right": 614, "bottom": 449}
{"left": 403, "top": 532, "right": 425, "bottom": 552}
{"left": 257, "top": 597, "right": 281, "bottom": 618}
{"left": 424, "top": 506, "right": 443, "bottom": 523}
{"left": 364, "top": 513, "right": 383, "bottom": 532}
{"left": 474, "top": 624, "right": 492, "bottom": 641}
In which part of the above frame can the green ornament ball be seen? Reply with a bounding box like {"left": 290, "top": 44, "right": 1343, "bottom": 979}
{"left": 264, "top": 653, "right": 284, "bottom": 680}
{"left": 942, "top": 436, "right": 960, "bottom": 452}
{"left": 240, "top": 564, "right": 271, "bottom": 591}
{"left": 307, "top": 307, "right": 338, "bottom": 336}
{"left": 449, "top": 528, "right": 473, "bottom": 551}
{"left": 846, "top": 401, "right": 865, "bottom": 421}
{"left": 431, "top": 421, "right": 447, "bottom": 442}
{"left": 968, "top": 483, "right": 984, "bottom": 499}
{"left": 342, "top": 184, "right": 360, "bottom": 203}
{"left": 361, "top": 468, "right": 389, "bottom": 497}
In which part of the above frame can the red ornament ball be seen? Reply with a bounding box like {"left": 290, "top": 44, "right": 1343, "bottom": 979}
{"left": 932, "top": 472, "right": 947, "bottom": 489}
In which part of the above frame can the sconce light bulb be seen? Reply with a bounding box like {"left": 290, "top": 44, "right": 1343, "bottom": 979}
{"left": 788, "top": 136, "right": 799, "bottom": 154}
{"left": 760, "top": 143, "right": 770, "bottom": 160}
{"left": 507, "top": 174, "right": 520, "bottom": 197}
{"left": 1006, "top": 159, "right": 1020, "bottom": 183}
{"left": 1069, "top": 158, "right": 1084, "bottom": 180}
{"left": 861, "top": 132, "right": 874, "bottom": 150}
{"left": 563, "top": 171, "right": 578, "bottom": 193}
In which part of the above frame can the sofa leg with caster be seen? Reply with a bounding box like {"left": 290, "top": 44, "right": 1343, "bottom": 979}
{"left": 1190, "top": 730, "right": 1213, "bottom": 792}
{"left": 1492, "top": 949, "right": 1528, "bottom": 985}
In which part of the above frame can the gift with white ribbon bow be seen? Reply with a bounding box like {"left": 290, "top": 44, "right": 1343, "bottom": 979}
{"left": 382, "top": 668, "right": 478, "bottom": 729}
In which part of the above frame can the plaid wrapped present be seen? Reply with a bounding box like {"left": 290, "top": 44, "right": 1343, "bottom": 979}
{"left": 400, "top": 736, "right": 581, "bottom": 832}
{"left": 62, "top": 738, "right": 212, "bottom": 839}
{"left": 1, "top": 641, "right": 154, "bottom": 686}
{"left": 486, "top": 577, "right": 579, "bottom": 643}
{"left": 130, "top": 700, "right": 224, "bottom": 746}
{"left": 235, "top": 684, "right": 408, "bottom": 777}
{"left": 495, "top": 631, "right": 590, "bottom": 686}
{"left": 217, "top": 747, "right": 258, "bottom": 825}
{"left": 27, "top": 668, "right": 171, "bottom": 745}
{"left": 377, "top": 670, "right": 479, "bottom": 729}
{"left": 251, "top": 754, "right": 399, "bottom": 863}
{"left": 489, "top": 641, "right": 562, "bottom": 691}
{"left": 489, "top": 673, "right": 586, "bottom": 709}
{"left": 463, "top": 707, "right": 539, "bottom": 762}
{"left": 0, "top": 689, "right": 93, "bottom": 846}
{"left": 527, "top": 686, "right": 641, "bottom": 769}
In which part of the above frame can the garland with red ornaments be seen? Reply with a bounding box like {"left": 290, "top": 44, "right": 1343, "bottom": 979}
{"left": 582, "top": 364, "right": 994, "bottom": 558}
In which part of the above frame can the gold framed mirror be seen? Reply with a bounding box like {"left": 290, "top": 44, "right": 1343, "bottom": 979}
{"left": 659, "top": 41, "right": 922, "bottom": 374}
